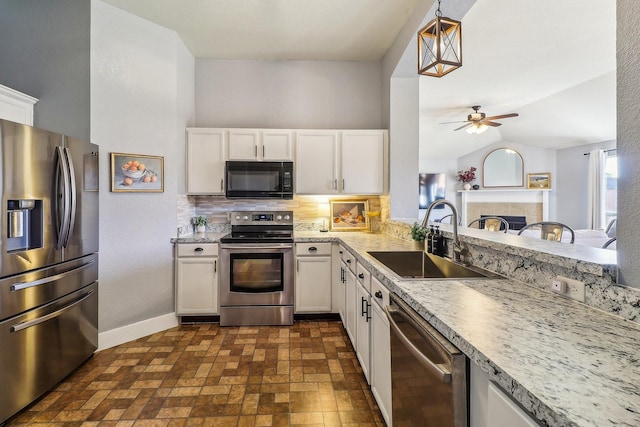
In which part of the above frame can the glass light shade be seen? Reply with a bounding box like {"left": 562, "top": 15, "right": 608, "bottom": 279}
{"left": 418, "top": 15, "right": 462, "bottom": 77}
{"left": 466, "top": 124, "right": 488, "bottom": 134}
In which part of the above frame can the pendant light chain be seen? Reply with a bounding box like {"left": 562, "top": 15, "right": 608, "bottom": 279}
{"left": 436, "top": 0, "right": 442, "bottom": 17}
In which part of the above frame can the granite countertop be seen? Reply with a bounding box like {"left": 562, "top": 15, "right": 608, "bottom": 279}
{"left": 173, "top": 231, "right": 640, "bottom": 426}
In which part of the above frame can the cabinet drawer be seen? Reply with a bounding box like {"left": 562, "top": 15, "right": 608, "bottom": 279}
{"left": 339, "top": 247, "right": 356, "bottom": 273}
{"left": 356, "top": 263, "right": 371, "bottom": 293}
{"left": 296, "top": 242, "right": 332, "bottom": 256}
{"left": 177, "top": 243, "right": 219, "bottom": 257}
{"left": 371, "top": 276, "right": 389, "bottom": 309}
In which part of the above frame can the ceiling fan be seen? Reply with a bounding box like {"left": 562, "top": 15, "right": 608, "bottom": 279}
{"left": 441, "top": 105, "right": 519, "bottom": 134}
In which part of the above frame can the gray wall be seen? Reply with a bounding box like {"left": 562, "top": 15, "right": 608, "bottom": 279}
{"left": 617, "top": 0, "right": 640, "bottom": 287}
{"left": 556, "top": 140, "right": 616, "bottom": 229}
{"left": 0, "top": 0, "right": 90, "bottom": 140}
{"left": 195, "top": 59, "right": 382, "bottom": 129}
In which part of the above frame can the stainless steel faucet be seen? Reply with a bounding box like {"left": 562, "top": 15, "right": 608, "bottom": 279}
{"left": 421, "top": 199, "right": 468, "bottom": 263}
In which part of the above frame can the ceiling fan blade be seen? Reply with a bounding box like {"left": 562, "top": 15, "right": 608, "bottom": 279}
{"left": 439, "top": 120, "right": 470, "bottom": 125}
{"left": 453, "top": 123, "right": 473, "bottom": 131}
{"left": 481, "top": 121, "right": 502, "bottom": 127}
{"left": 483, "top": 113, "right": 519, "bottom": 121}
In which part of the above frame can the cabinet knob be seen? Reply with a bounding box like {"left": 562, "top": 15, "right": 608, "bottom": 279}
{"left": 358, "top": 273, "right": 365, "bottom": 279}
{"left": 375, "top": 290, "right": 383, "bottom": 298}
{"left": 308, "top": 246, "right": 318, "bottom": 252}
{"left": 346, "top": 259, "right": 351, "bottom": 264}
{"left": 194, "top": 247, "right": 204, "bottom": 252}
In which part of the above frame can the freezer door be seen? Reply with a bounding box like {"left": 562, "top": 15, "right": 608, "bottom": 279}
{"left": 0, "top": 253, "right": 97, "bottom": 321}
{"left": 0, "top": 119, "right": 63, "bottom": 277}
{"left": 62, "top": 135, "right": 99, "bottom": 260}
{"left": 0, "top": 281, "right": 97, "bottom": 424}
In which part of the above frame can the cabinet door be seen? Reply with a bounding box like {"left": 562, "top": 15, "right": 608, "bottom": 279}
{"left": 340, "top": 130, "right": 385, "bottom": 194}
{"left": 262, "top": 130, "right": 293, "bottom": 160}
{"left": 295, "top": 131, "right": 338, "bottom": 194}
{"left": 228, "top": 129, "right": 260, "bottom": 160}
{"left": 344, "top": 267, "right": 357, "bottom": 344}
{"left": 186, "top": 128, "right": 226, "bottom": 194}
{"left": 487, "top": 383, "right": 538, "bottom": 427}
{"left": 355, "top": 281, "right": 371, "bottom": 383}
{"left": 295, "top": 256, "right": 332, "bottom": 313}
{"left": 176, "top": 257, "right": 218, "bottom": 315}
{"left": 371, "top": 299, "right": 392, "bottom": 426}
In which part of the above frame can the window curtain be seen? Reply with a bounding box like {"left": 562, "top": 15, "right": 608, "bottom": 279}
{"left": 587, "top": 149, "right": 606, "bottom": 229}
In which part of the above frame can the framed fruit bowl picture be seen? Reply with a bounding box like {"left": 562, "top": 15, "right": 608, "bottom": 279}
{"left": 330, "top": 200, "right": 369, "bottom": 231}
{"left": 110, "top": 152, "right": 164, "bottom": 193}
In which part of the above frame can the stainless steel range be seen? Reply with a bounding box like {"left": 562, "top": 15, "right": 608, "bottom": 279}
{"left": 219, "top": 211, "right": 294, "bottom": 326}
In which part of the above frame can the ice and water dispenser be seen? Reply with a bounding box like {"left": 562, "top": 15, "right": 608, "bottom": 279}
{"left": 7, "top": 199, "right": 43, "bottom": 252}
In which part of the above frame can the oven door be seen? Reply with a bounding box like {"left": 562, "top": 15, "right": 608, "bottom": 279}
{"left": 220, "top": 243, "right": 294, "bottom": 306}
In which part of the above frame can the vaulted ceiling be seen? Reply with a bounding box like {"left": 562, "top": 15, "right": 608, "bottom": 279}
{"left": 101, "top": 0, "right": 616, "bottom": 158}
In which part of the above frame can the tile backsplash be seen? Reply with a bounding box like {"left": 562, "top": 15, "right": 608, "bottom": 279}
{"left": 177, "top": 194, "right": 390, "bottom": 236}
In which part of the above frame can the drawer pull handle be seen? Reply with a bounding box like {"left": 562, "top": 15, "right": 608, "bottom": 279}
{"left": 194, "top": 247, "right": 204, "bottom": 252}
{"left": 375, "top": 290, "right": 383, "bottom": 298}
{"left": 358, "top": 273, "right": 365, "bottom": 279}
{"left": 308, "top": 246, "right": 318, "bottom": 252}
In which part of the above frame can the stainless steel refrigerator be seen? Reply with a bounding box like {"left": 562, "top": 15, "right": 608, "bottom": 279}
{"left": 0, "top": 119, "right": 99, "bottom": 423}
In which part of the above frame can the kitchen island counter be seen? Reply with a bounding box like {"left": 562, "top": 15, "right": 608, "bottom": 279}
{"left": 293, "top": 230, "right": 640, "bottom": 427}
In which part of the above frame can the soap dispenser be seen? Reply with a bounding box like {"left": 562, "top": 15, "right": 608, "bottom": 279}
{"left": 426, "top": 226, "right": 435, "bottom": 253}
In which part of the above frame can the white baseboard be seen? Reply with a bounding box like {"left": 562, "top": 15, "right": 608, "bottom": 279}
{"left": 98, "top": 312, "right": 178, "bottom": 351}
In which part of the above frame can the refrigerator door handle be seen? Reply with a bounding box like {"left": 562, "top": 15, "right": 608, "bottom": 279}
{"left": 10, "top": 289, "right": 95, "bottom": 333}
{"left": 62, "top": 145, "right": 77, "bottom": 248}
{"left": 54, "top": 146, "right": 76, "bottom": 249}
{"left": 10, "top": 259, "right": 96, "bottom": 292}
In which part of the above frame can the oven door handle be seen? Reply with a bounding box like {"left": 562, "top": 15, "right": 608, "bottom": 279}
{"left": 221, "top": 244, "right": 293, "bottom": 250}
{"left": 386, "top": 305, "right": 452, "bottom": 383}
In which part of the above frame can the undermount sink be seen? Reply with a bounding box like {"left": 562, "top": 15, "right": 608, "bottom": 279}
{"left": 367, "top": 251, "right": 500, "bottom": 280}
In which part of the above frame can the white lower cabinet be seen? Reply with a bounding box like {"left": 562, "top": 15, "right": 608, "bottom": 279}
{"left": 355, "top": 279, "right": 371, "bottom": 383}
{"left": 344, "top": 266, "right": 358, "bottom": 345}
{"left": 471, "top": 361, "right": 538, "bottom": 427}
{"left": 370, "top": 277, "right": 392, "bottom": 426}
{"left": 295, "top": 243, "right": 332, "bottom": 313}
{"left": 175, "top": 244, "right": 219, "bottom": 315}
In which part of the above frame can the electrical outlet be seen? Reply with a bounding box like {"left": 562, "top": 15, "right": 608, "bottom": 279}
{"left": 551, "top": 275, "right": 585, "bottom": 302}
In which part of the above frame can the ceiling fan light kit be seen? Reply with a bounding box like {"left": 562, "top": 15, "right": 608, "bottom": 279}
{"left": 417, "top": 0, "right": 462, "bottom": 77}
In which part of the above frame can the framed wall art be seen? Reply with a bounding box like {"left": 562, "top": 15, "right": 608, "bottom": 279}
{"left": 527, "top": 172, "right": 551, "bottom": 189}
{"left": 330, "top": 199, "right": 369, "bottom": 231}
{"left": 110, "top": 152, "right": 164, "bottom": 193}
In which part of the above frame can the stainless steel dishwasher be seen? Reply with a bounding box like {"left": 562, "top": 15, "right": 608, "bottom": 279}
{"left": 386, "top": 294, "right": 468, "bottom": 427}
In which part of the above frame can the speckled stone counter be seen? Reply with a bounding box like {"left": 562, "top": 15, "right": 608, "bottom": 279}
{"left": 172, "top": 231, "right": 640, "bottom": 426}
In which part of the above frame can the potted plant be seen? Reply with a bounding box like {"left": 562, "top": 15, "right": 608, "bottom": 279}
{"left": 410, "top": 222, "right": 428, "bottom": 250}
{"left": 193, "top": 216, "right": 208, "bottom": 233}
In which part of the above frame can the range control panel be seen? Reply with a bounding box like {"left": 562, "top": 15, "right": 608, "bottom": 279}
{"left": 229, "top": 211, "right": 293, "bottom": 226}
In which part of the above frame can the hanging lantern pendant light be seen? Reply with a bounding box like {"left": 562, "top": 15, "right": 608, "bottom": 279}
{"left": 418, "top": 0, "right": 462, "bottom": 77}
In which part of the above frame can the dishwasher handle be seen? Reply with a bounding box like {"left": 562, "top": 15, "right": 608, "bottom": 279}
{"left": 386, "top": 305, "right": 452, "bottom": 383}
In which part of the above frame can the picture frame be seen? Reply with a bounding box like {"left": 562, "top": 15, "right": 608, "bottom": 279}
{"left": 110, "top": 152, "right": 164, "bottom": 193}
{"left": 527, "top": 172, "right": 551, "bottom": 189}
{"left": 330, "top": 199, "right": 369, "bottom": 231}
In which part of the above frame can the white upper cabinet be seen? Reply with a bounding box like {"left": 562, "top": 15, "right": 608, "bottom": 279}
{"left": 295, "top": 130, "right": 339, "bottom": 194}
{"left": 186, "top": 128, "right": 227, "bottom": 195}
{"left": 295, "top": 129, "right": 387, "bottom": 195}
{"left": 0, "top": 84, "right": 38, "bottom": 126}
{"left": 341, "top": 130, "right": 385, "bottom": 194}
{"left": 228, "top": 129, "right": 293, "bottom": 161}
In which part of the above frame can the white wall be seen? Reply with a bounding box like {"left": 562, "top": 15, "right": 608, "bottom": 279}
{"left": 556, "top": 140, "right": 615, "bottom": 229}
{"left": 195, "top": 59, "right": 382, "bottom": 129}
{"left": 616, "top": 0, "right": 640, "bottom": 287}
{"left": 91, "top": 0, "right": 195, "bottom": 332}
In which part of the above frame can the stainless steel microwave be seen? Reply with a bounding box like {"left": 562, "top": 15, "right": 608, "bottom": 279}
{"left": 225, "top": 161, "right": 294, "bottom": 199}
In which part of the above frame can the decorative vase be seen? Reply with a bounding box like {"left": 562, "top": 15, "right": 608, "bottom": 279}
{"left": 463, "top": 183, "right": 472, "bottom": 190}
{"left": 413, "top": 240, "right": 425, "bottom": 251}
{"left": 196, "top": 225, "right": 206, "bottom": 233}
{"left": 472, "top": 184, "right": 480, "bottom": 190}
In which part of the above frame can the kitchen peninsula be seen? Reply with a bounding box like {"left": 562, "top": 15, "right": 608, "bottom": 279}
{"left": 173, "top": 227, "right": 640, "bottom": 427}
